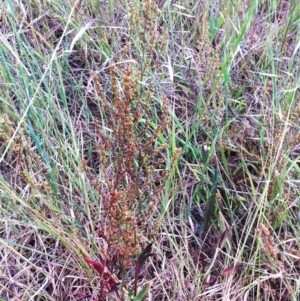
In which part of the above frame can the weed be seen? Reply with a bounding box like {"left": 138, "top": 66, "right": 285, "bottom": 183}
{"left": 81, "top": 65, "right": 176, "bottom": 300}
{"left": 0, "top": 0, "right": 299, "bottom": 300}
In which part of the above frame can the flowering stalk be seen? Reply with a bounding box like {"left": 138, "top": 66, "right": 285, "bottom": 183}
{"left": 83, "top": 65, "right": 172, "bottom": 300}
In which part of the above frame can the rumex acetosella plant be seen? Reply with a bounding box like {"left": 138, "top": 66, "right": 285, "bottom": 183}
{"left": 81, "top": 65, "right": 176, "bottom": 301}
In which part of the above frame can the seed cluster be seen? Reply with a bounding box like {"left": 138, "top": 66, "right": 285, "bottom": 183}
{"left": 0, "top": 114, "right": 51, "bottom": 194}
{"left": 91, "top": 66, "right": 172, "bottom": 267}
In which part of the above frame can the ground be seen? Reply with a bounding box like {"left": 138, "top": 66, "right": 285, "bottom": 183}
{"left": 0, "top": 0, "right": 299, "bottom": 300}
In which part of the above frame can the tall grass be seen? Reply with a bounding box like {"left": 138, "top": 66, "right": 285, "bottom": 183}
{"left": 0, "top": 0, "right": 299, "bottom": 300}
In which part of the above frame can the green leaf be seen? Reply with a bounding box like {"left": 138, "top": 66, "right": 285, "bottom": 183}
{"left": 128, "top": 289, "right": 134, "bottom": 299}
{"left": 133, "top": 284, "right": 149, "bottom": 301}
{"left": 199, "top": 166, "right": 219, "bottom": 235}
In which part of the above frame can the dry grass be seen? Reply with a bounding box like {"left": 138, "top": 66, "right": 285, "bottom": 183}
{"left": 0, "top": 0, "right": 299, "bottom": 300}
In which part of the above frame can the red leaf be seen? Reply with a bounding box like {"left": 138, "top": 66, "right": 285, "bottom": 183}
{"left": 84, "top": 257, "right": 119, "bottom": 292}
{"left": 135, "top": 243, "right": 154, "bottom": 276}
{"left": 84, "top": 257, "right": 107, "bottom": 277}
{"left": 134, "top": 243, "right": 154, "bottom": 296}
{"left": 221, "top": 264, "right": 244, "bottom": 276}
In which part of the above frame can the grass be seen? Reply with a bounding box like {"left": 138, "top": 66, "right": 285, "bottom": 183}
{"left": 0, "top": 0, "right": 299, "bottom": 300}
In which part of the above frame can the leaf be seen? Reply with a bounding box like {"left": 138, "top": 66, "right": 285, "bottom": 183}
{"left": 133, "top": 284, "right": 149, "bottom": 301}
{"left": 221, "top": 264, "right": 244, "bottom": 276}
{"left": 84, "top": 257, "right": 119, "bottom": 294}
{"left": 167, "top": 55, "right": 174, "bottom": 82}
{"left": 128, "top": 289, "right": 134, "bottom": 299}
{"left": 84, "top": 257, "right": 107, "bottom": 276}
{"left": 219, "top": 228, "right": 231, "bottom": 247}
{"left": 135, "top": 243, "right": 154, "bottom": 276}
{"left": 198, "top": 193, "right": 216, "bottom": 236}
{"left": 199, "top": 166, "right": 219, "bottom": 235}
{"left": 210, "top": 165, "right": 219, "bottom": 194}
{"left": 134, "top": 243, "right": 154, "bottom": 296}
{"left": 76, "top": 292, "right": 92, "bottom": 300}
{"left": 69, "top": 21, "right": 94, "bottom": 52}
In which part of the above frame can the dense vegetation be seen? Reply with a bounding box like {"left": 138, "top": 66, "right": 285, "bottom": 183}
{"left": 0, "top": 0, "right": 299, "bottom": 300}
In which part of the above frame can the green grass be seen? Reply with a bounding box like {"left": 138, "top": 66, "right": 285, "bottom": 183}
{"left": 0, "top": 0, "right": 299, "bottom": 300}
